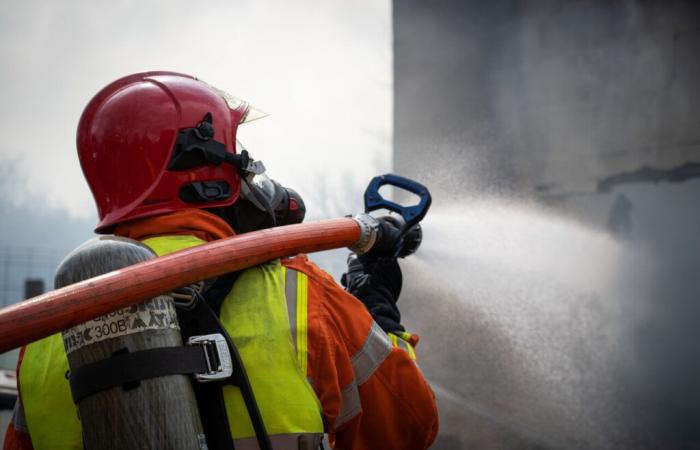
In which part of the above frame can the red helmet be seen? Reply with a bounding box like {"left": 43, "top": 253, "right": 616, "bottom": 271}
{"left": 77, "top": 71, "right": 261, "bottom": 232}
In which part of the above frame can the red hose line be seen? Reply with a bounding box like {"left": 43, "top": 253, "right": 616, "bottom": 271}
{"left": 0, "top": 218, "right": 361, "bottom": 353}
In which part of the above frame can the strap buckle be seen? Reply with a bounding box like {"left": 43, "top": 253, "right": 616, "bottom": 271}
{"left": 187, "top": 334, "right": 233, "bottom": 382}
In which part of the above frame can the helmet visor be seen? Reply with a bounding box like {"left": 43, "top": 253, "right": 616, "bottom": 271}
{"left": 199, "top": 79, "right": 268, "bottom": 124}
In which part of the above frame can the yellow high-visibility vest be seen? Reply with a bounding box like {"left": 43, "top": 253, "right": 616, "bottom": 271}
{"left": 20, "top": 234, "right": 323, "bottom": 449}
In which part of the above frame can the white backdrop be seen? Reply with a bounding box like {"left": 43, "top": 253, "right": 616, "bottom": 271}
{"left": 0, "top": 0, "right": 392, "bottom": 222}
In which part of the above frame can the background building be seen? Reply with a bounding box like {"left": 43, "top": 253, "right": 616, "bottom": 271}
{"left": 393, "top": 1, "right": 700, "bottom": 448}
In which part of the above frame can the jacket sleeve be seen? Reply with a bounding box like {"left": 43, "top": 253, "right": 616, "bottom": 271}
{"left": 284, "top": 256, "right": 439, "bottom": 450}
{"left": 342, "top": 255, "right": 405, "bottom": 334}
{"left": 3, "top": 419, "right": 33, "bottom": 450}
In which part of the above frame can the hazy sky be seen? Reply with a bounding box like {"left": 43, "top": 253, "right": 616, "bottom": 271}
{"left": 0, "top": 0, "right": 392, "bottom": 221}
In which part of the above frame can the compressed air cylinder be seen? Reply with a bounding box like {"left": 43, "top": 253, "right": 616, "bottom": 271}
{"left": 56, "top": 236, "right": 207, "bottom": 450}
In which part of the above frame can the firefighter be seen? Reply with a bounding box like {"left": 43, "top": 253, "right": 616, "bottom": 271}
{"left": 4, "top": 72, "right": 438, "bottom": 450}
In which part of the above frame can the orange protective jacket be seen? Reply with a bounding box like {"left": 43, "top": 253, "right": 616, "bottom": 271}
{"left": 5, "top": 210, "right": 438, "bottom": 450}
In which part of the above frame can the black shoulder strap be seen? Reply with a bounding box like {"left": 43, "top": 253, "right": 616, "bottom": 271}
{"left": 201, "top": 272, "right": 239, "bottom": 316}
{"left": 177, "top": 287, "right": 272, "bottom": 450}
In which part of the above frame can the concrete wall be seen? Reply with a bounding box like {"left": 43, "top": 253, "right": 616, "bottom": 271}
{"left": 393, "top": 2, "right": 700, "bottom": 449}
{"left": 394, "top": 0, "right": 700, "bottom": 196}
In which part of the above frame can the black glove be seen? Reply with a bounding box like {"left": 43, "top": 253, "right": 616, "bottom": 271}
{"left": 341, "top": 253, "right": 404, "bottom": 333}
{"left": 369, "top": 216, "right": 405, "bottom": 258}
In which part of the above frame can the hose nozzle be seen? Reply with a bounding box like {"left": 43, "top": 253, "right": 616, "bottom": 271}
{"left": 348, "top": 214, "right": 423, "bottom": 258}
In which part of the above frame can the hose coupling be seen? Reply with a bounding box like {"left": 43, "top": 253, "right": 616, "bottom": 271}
{"left": 348, "top": 214, "right": 379, "bottom": 255}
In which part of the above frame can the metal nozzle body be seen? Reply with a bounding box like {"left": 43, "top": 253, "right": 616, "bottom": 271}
{"left": 349, "top": 214, "right": 380, "bottom": 255}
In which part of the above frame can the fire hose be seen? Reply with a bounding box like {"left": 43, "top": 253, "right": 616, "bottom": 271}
{"left": 0, "top": 218, "right": 360, "bottom": 354}
{"left": 0, "top": 174, "right": 431, "bottom": 354}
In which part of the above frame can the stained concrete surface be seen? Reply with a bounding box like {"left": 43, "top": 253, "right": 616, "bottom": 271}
{"left": 394, "top": 1, "right": 700, "bottom": 448}
{"left": 394, "top": 0, "right": 700, "bottom": 195}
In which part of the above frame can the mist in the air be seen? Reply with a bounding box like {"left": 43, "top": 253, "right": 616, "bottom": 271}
{"left": 392, "top": 1, "right": 700, "bottom": 448}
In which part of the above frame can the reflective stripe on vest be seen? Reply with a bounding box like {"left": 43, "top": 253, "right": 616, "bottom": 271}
{"left": 145, "top": 236, "right": 324, "bottom": 441}
{"left": 19, "top": 235, "right": 322, "bottom": 449}
{"left": 282, "top": 266, "right": 309, "bottom": 375}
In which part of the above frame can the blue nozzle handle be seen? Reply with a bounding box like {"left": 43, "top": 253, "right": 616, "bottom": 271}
{"left": 363, "top": 174, "right": 432, "bottom": 229}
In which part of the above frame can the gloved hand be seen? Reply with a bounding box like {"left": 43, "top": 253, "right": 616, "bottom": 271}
{"left": 341, "top": 253, "right": 404, "bottom": 333}
{"left": 368, "top": 216, "right": 405, "bottom": 258}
